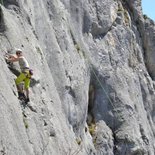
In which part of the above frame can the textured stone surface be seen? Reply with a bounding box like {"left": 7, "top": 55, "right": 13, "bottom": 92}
{"left": 0, "top": 0, "right": 155, "bottom": 154}
{"left": 144, "top": 18, "right": 155, "bottom": 79}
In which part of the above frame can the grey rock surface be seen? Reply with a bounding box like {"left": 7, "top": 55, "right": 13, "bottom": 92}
{"left": 0, "top": 0, "right": 155, "bottom": 155}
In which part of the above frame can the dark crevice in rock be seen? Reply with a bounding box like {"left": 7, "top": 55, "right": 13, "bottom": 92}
{"left": 113, "top": 139, "right": 129, "bottom": 155}
{"left": 3, "top": 0, "right": 19, "bottom": 8}
{"left": 87, "top": 78, "right": 97, "bottom": 142}
{"left": 46, "top": 0, "right": 54, "bottom": 21}
{"left": 65, "top": 86, "right": 76, "bottom": 98}
{"left": 145, "top": 64, "right": 155, "bottom": 82}
{"left": 90, "top": 69, "right": 117, "bottom": 129}
{"left": 72, "top": 123, "right": 81, "bottom": 135}
{"left": 0, "top": 7, "right": 5, "bottom": 32}
{"left": 113, "top": 132, "right": 146, "bottom": 155}
{"left": 32, "top": 29, "right": 39, "bottom": 40}
{"left": 143, "top": 50, "right": 153, "bottom": 80}
{"left": 82, "top": 10, "right": 91, "bottom": 34}
{"left": 139, "top": 124, "right": 149, "bottom": 145}
{"left": 93, "top": 32, "right": 107, "bottom": 40}
{"left": 65, "top": 70, "right": 72, "bottom": 82}
{"left": 8, "top": 65, "right": 20, "bottom": 76}
{"left": 26, "top": 16, "right": 32, "bottom": 26}
{"left": 30, "top": 78, "right": 40, "bottom": 87}
{"left": 113, "top": 132, "right": 119, "bottom": 155}
{"left": 143, "top": 20, "right": 155, "bottom": 80}
{"left": 113, "top": 133, "right": 136, "bottom": 155}
{"left": 87, "top": 83, "right": 95, "bottom": 126}
{"left": 70, "top": 28, "right": 77, "bottom": 45}
{"left": 43, "top": 120, "right": 56, "bottom": 137}
{"left": 22, "top": 113, "right": 29, "bottom": 129}
{"left": 0, "top": 140, "right": 7, "bottom": 155}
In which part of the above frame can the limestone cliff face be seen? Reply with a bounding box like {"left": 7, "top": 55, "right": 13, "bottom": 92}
{"left": 0, "top": 0, "right": 155, "bottom": 155}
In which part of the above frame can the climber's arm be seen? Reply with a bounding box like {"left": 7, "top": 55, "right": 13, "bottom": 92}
{"left": 5, "top": 54, "right": 19, "bottom": 62}
{"left": 8, "top": 57, "right": 19, "bottom": 62}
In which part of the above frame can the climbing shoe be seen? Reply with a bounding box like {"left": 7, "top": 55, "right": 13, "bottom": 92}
{"left": 25, "top": 98, "right": 30, "bottom": 103}
{"left": 18, "top": 92, "right": 26, "bottom": 100}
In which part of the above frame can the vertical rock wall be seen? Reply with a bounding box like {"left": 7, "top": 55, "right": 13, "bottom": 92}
{"left": 0, "top": 0, "right": 155, "bottom": 154}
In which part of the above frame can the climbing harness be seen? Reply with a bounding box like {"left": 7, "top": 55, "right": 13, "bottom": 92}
{"left": 23, "top": 69, "right": 33, "bottom": 79}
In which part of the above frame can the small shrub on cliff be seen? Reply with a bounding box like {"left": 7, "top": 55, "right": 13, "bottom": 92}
{"left": 143, "top": 14, "right": 148, "bottom": 20}
{"left": 124, "top": 10, "right": 130, "bottom": 26}
{"left": 76, "top": 138, "right": 82, "bottom": 145}
{"left": 75, "top": 44, "right": 80, "bottom": 51}
{"left": 88, "top": 123, "right": 96, "bottom": 136}
{"left": 118, "top": 7, "right": 123, "bottom": 12}
{"left": 75, "top": 44, "right": 86, "bottom": 59}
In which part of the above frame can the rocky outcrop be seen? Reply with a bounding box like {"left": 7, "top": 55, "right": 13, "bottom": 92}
{"left": 0, "top": 0, "right": 155, "bottom": 154}
{"left": 143, "top": 17, "right": 155, "bottom": 79}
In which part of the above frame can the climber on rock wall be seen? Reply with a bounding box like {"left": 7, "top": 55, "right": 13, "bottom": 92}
{"left": 5, "top": 49, "right": 33, "bottom": 103}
